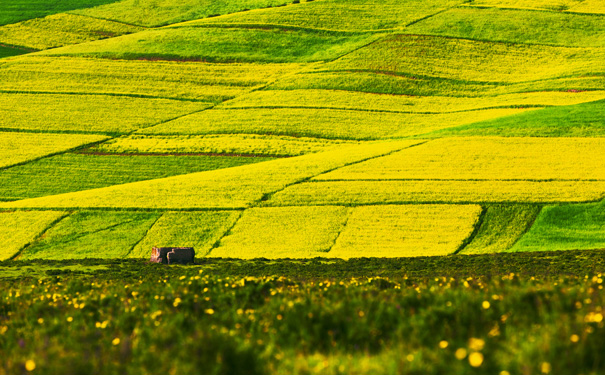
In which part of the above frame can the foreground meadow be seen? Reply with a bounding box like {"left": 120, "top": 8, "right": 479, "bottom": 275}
{"left": 1, "top": 253, "right": 604, "bottom": 375}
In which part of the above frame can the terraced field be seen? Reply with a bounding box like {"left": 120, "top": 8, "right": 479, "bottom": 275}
{"left": 1, "top": 0, "right": 605, "bottom": 262}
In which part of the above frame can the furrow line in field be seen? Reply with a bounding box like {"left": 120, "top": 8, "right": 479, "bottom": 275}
{"left": 218, "top": 104, "right": 548, "bottom": 115}
{"left": 309, "top": 178, "right": 605, "bottom": 182}
{"left": 505, "top": 205, "right": 544, "bottom": 250}
{"left": 460, "top": 4, "right": 605, "bottom": 17}
{"left": 205, "top": 210, "right": 245, "bottom": 257}
{"left": 9, "top": 211, "right": 72, "bottom": 261}
{"left": 255, "top": 141, "right": 431, "bottom": 206}
{"left": 125, "top": 213, "right": 165, "bottom": 258}
{"left": 0, "top": 89, "right": 213, "bottom": 103}
{"left": 0, "top": 137, "right": 112, "bottom": 172}
{"left": 453, "top": 206, "right": 488, "bottom": 255}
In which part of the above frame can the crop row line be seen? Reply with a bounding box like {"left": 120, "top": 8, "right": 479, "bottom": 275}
{"left": 0, "top": 89, "right": 228, "bottom": 103}
{"left": 459, "top": 4, "right": 605, "bottom": 18}
{"left": 217, "top": 104, "right": 548, "bottom": 115}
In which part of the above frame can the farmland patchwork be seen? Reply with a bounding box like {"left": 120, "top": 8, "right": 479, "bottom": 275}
{"left": 1, "top": 0, "right": 605, "bottom": 259}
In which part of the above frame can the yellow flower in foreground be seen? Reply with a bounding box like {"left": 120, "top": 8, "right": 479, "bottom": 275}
{"left": 25, "top": 360, "right": 36, "bottom": 371}
{"left": 112, "top": 338, "right": 121, "bottom": 346}
{"left": 205, "top": 309, "right": 215, "bottom": 315}
{"left": 439, "top": 340, "right": 449, "bottom": 349}
{"left": 541, "top": 362, "right": 551, "bottom": 374}
{"left": 570, "top": 334, "right": 580, "bottom": 343}
{"left": 469, "top": 352, "right": 484, "bottom": 367}
{"left": 500, "top": 371, "right": 510, "bottom": 375}
{"left": 482, "top": 301, "right": 491, "bottom": 309}
{"left": 469, "top": 338, "right": 485, "bottom": 351}
{"left": 455, "top": 348, "right": 467, "bottom": 360}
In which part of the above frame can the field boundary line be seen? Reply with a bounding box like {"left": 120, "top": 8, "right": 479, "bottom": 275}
{"left": 403, "top": 4, "right": 459, "bottom": 28}
{"left": 0, "top": 89, "right": 214, "bottom": 103}
{"left": 0, "top": 43, "right": 37, "bottom": 52}
{"left": 124, "top": 212, "right": 165, "bottom": 258}
{"left": 0, "top": 206, "right": 247, "bottom": 212}
{"left": 325, "top": 207, "right": 355, "bottom": 254}
{"left": 392, "top": 31, "right": 603, "bottom": 49}
{"left": 256, "top": 140, "right": 430, "bottom": 206}
{"left": 506, "top": 205, "right": 544, "bottom": 251}
{"left": 63, "top": 12, "right": 149, "bottom": 28}
{"left": 217, "top": 104, "right": 548, "bottom": 115}
{"left": 142, "top": 130, "right": 370, "bottom": 141}
{"left": 166, "top": 22, "right": 380, "bottom": 35}
{"left": 265, "top": 197, "right": 605, "bottom": 207}
{"left": 205, "top": 210, "right": 245, "bottom": 257}
{"left": 135, "top": 105, "right": 217, "bottom": 133}
{"left": 453, "top": 206, "right": 488, "bottom": 255}
{"left": 310, "top": 178, "right": 605, "bottom": 182}
{"left": 459, "top": 4, "right": 605, "bottom": 18}
{"left": 0, "top": 137, "right": 114, "bottom": 172}
{"left": 9, "top": 211, "right": 72, "bottom": 261}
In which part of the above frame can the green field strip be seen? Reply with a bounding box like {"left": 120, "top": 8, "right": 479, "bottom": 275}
{"left": 0, "top": 0, "right": 121, "bottom": 26}
{"left": 0, "top": 13, "right": 144, "bottom": 50}
{"left": 0, "top": 210, "right": 69, "bottom": 260}
{"left": 315, "top": 137, "right": 605, "bottom": 181}
{"left": 140, "top": 107, "right": 534, "bottom": 140}
{"left": 129, "top": 211, "right": 242, "bottom": 258}
{"left": 69, "top": 0, "right": 301, "bottom": 28}
{"left": 266, "top": 180, "right": 605, "bottom": 206}
{"left": 404, "top": 7, "right": 605, "bottom": 47}
{"left": 465, "top": 0, "right": 605, "bottom": 14}
{"left": 0, "top": 140, "right": 419, "bottom": 210}
{"left": 0, "top": 56, "right": 305, "bottom": 102}
{"left": 184, "top": 0, "right": 465, "bottom": 32}
{"left": 91, "top": 134, "right": 362, "bottom": 157}
{"left": 0, "top": 153, "right": 275, "bottom": 201}
{"left": 316, "top": 34, "right": 605, "bottom": 84}
{"left": 20, "top": 211, "right": 161, "bottom": 259}
{"left": 0, "top": 92, "right": 212, "bottom": 134}
{"left": 327, "top": 204, "right": 482, "bottom": 258}
{"left": 459, "top": 204, "right": 542, "bottom": 254}
{"left": 0, "top": 132, "right": 109, "bottom": 170}
{"left": 423, "top": 99, "right": 605, "bottom": 138}
{"left": 219, "top": 89, "right": 605, "bottom": 114}
{"left": 208, "top": 206, "right": 351, "bottom": 259}
{"left": 37, "top": 27, "right": 377, "bottom": 63}
{"left": 268, "top": 70, "right": 605, "bottom": 97}
{"left": 511, "top": 200, "right": 605, "bottom": 252}
{"left": 0, "top": 45, "right": 30, "bottom": 58}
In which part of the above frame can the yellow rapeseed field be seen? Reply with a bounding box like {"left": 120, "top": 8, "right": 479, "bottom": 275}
{"left": 268, "top": 180, "right": 605, "bottom": 205}
{"left": 179, "top": 0, "right": 462, "bottom": 31}
{"left": 94, "top": 134, "right": 360, "bottom": 156}
{"left": 322, "top": 35, "right": 605, "bottom": 83}
{"left": 143, "top": 107, "right": 533, "bottom": 140}
{"left": 220, "top": 89, "right": 605, "bottom": 113}
{"left": 327, "top": 205, "right": 482, "bottom": 258}
{"left": 0, "top": 140, "right": 420, "bottom": 210}
{"left": 316, "top": 137, "right": 605, "bottom": 181}
{"left": 129, "top": 211, "right": 241, "bottom": 258}
{"left": 0, "top": 13, "right": 143, "bottom": 50}
{"left": 468, "top": 0, "right": 605, "bottom": 13}
{"left": 208, "top": 206, "right": 350, "bottom": 259}
{"left": 0, "top": 93, "right": 210, "bottom": 133}
{"left": 0, "top": 132, "right": 109, "bottom": 169}
{"left": 0, "top": 56, "right": 304, "bottom": 101}
{"left": 0, "top": 210, "right": 66, "bottom": 260}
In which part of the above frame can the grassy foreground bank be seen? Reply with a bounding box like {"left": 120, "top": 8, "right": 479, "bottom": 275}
{"left": 1, "top": 251, "right": 604, "bottom": 375}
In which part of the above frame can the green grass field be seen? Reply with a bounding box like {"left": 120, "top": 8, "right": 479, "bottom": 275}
{"left": 2, "top": 1, "right": 605, "bottom": 372}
